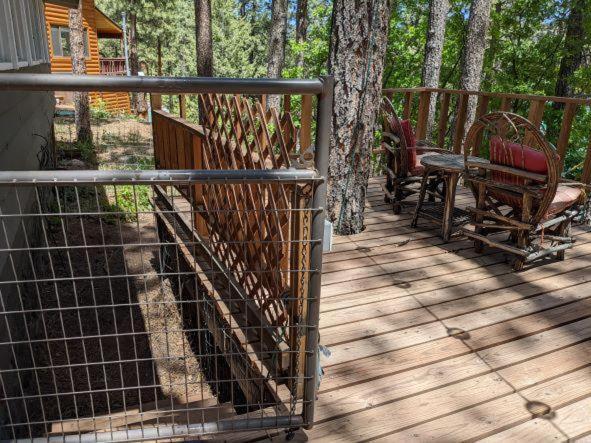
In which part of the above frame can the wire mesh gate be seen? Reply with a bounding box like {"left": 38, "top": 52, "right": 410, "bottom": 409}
{"left": 0, "top": 169, "right": 322, "bottom": 441}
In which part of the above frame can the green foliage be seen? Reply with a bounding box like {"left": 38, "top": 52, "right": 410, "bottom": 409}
{"left": 91, "top": 98, "right": 111, "bottom": 120}
{"left": 284, "top": 0, "right": 332, "bottom": 79}
{"left": 93, "top": 0, "right": 591, "bottom": 178}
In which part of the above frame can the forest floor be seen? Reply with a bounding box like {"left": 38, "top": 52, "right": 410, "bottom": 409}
{"left": 54, "top": 116, "right": 154, "bottom": 170}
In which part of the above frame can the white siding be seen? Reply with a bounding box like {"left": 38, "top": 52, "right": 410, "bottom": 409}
{"left": 0, "top": 0, "right": 49, "bottom": 71}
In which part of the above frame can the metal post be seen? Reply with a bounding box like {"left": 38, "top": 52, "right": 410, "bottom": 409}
{"left": 122, "top": 12, "right": 131, "bottom": 77}
{"left": 303, "top": 75, "right": 333, "bottom": 428}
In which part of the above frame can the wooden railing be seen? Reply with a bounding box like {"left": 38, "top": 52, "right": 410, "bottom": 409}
{"left": 164, "top": 93, "right": 315, "bottom": 156}
{"left": 383, "top": 87, "right": 591, "bottom": 181}
{"left": 151, "top": 94, "right": 315, "bottom": 381}
{"left": 99, "top": 57, "right": 126, "bottom": 76}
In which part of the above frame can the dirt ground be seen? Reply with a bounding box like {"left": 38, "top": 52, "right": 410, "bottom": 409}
{"left": 54, "top": 117, "right": 154, "bottom": 170}
{"left": 3, "top": 159, "right": 213, "bottom": 438}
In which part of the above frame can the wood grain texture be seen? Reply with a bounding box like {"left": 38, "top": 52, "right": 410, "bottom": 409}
{"left": 303, "top": 177, "right": 591, "bottom": 442}
{"left": 45, "top": 1, "right": 130, "bottom": 112}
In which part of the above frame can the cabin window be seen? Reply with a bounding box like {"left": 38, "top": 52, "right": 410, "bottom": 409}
{"left": 0, "top": 0, "right": 49, "bottom": 71}
{"left": 51, "top": 26, "right": 90, "bottom": 58}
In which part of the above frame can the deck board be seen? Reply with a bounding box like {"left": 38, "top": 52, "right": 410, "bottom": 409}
{"left": 304, "top": 177, "right": 591, "bottom": 442}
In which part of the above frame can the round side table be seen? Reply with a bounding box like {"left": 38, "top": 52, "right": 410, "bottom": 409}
{"left": 411, "top": 154, "right": 487, "bottom": 242}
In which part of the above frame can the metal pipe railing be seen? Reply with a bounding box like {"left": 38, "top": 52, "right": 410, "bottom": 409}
{"left": 0, "top": 73, "right": 325, "bottom": 95}
{"left": 0, "top": 168, "right": 321, "bottom": 186}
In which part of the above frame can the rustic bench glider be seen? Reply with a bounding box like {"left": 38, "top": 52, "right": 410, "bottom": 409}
{"left": 461, "top": 112, "right": 587, "bottom": 270}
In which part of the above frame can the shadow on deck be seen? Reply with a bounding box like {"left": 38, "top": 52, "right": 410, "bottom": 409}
{"left": 306, "top": 176, "right": 591, "bottom": 442}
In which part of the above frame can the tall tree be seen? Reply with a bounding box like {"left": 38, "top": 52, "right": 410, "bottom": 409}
{"left": 129, "top": 12, "right": 139, "bottom": 77}
{"left": 554, "top": 0, "right": 586, "bottom": 103}
{"left": 295, "top": 0, "right": 309, "bottom": 73}
{"left": 195, "top": 0, "right": 214, "bottom": 76}
{"left": 422, "top": 0, "right": 449, "bottom": 138}
{"left": 128, "top": 10, "right": 147, "bottom": 113}
{"left": 266, "top": 0, "right": 288, "bottom": 110}
{"left": 327, "top": 0, "right": 392, "bottom": 235}
{"left": 458, "top": 0, "right": 493, "bottom": 133}
{"left": 69, "top": 0, "right": 92, "bottom": 144}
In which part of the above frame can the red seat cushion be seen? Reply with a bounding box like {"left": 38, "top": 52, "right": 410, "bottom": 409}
{"left": 545, "top": 185, "right": 582, "bottom": 219}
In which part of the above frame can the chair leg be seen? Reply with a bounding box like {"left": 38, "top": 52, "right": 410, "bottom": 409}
{"left": 513, "top": 257, "right": 525, "bottom": 271}
{"left": 427, "top": 178, "right": 436, "bottom": 203}
{"left": 556, "top": 219, "right": 571, "bottom": 261}
{"left": 473, "top": 183, "right": 486, "bottom": 253}
{"left": 411, "top": 171, "right": 430, "bottom": 228}
{"left": 513, "top": 229, "right": 529, "bottom": 271}
{"left": 441, "top": 173, "right": 459, "bottom": 243}
{"left": 392, "top": 182, "right": 403, "bottom": 214}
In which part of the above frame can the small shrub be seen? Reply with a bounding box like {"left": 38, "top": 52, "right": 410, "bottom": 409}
{"left": 91, "top": 99, "right": 111, "bottom": 120}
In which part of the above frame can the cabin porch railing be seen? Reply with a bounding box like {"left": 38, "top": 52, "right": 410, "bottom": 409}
{"left": 99, "top": 57, "right": 127, "bottom": 75}
{"left": 383, "top": 87, "right": 591, "bottom": 181}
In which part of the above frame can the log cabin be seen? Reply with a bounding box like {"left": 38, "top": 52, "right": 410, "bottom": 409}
{"left": 44, "top": 0, "right": 130, "bottom": 113}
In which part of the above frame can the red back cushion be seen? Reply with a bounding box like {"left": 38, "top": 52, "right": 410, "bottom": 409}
{"left": 399, "top": 119, "right": 416, "bottom": 170}
{"left": 400, "top": 120, "right": 416, "bottom": 148}
{"left": 490, "top": 136, "right": 549, "bottom": 185}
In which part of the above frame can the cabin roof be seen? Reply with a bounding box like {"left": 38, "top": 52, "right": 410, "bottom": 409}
{"left": 94, "top": 7, "right": 123, "bottom": 39}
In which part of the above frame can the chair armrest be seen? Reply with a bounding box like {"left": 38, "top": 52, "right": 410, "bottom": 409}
{"left": 465, "top": 160, "right": 548, "bottom": 183}
{"left": 416, "top": 146, "right": 449, "bottom": 155}
{"left": 559, "top": 178, "right": 591, "bottom": 190}
{"left": 382, "top": 131, "right": 401, "bottom": 144}
{"left": 465, "top": 174, "right": 548, "bottom": 198}
{"left": 382, "top": 142, "right": 399, "bottom": 155}
{"left": 416, "top": 139, "right": 448, "bottom": 154}
{"left": 416, "top": 139, "right": 437, "bottom": 147}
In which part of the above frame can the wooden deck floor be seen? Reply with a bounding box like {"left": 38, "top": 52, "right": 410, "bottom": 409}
{"left": 303, "top": 177, "right": 591, "bottom": 442}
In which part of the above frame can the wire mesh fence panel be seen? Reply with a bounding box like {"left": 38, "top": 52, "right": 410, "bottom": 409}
{"left": 0, "top": 170, "right": 320, "bottom": 442}
{"left": 54, "top": 114, "right": 155, "bottom": 172}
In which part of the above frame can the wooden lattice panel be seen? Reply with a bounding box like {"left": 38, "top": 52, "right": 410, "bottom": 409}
{"left": 198, "top": 94, "right": 300, "bottom": 335}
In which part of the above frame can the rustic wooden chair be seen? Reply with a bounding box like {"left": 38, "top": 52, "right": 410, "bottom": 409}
{"left": 380, "top": 97, "right": 447, "bottom": 214}
{"left": 461, "top": 112, "right": 586, "bottom": 270}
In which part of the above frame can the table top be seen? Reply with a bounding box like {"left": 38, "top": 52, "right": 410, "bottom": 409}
{"left": 420, "top": 153, "right": 488, "bottom": 172}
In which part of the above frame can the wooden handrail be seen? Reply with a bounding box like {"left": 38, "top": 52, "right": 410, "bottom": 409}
{"left": 383, "top": 87, "right": 591, "bottom": 106}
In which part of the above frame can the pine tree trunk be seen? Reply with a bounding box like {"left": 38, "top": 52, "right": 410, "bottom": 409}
{"left": 554, "top": 0, "right": 585, "bottom": 106}
{"left": 195, "top": 0, "right": 213, "bottom": 77}
{"left": 157, "top": 37, "right": 163, "bottom": 76}
{"left": 128, "top": 11, "right": 146, "bottom": 114}
{"left": 327, "top": 0, "right": 392, "bottom": 235}
{"left": 422, "top": 0, "right": 449, "bottom": 138}
{"left": 266, "top": 0, "right": 288, "bottom": 110}
{"left": 295, "top": 0, "right": 308, "bottom": 73}
{"left": 69, "top": 1, "right": 92, "bottom": 144}
{"left": 239, "top": 0, "right": 248, "bottom": 17}
{"left": 458, "top": 0, "right": 493, "bottom": 139}
{"left": 129, "top": 12, "right": 139, "bottom": 77}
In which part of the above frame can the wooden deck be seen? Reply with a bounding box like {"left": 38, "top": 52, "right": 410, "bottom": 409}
{"left": 302, "top": 177, "right": 591, "bottom": 442}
